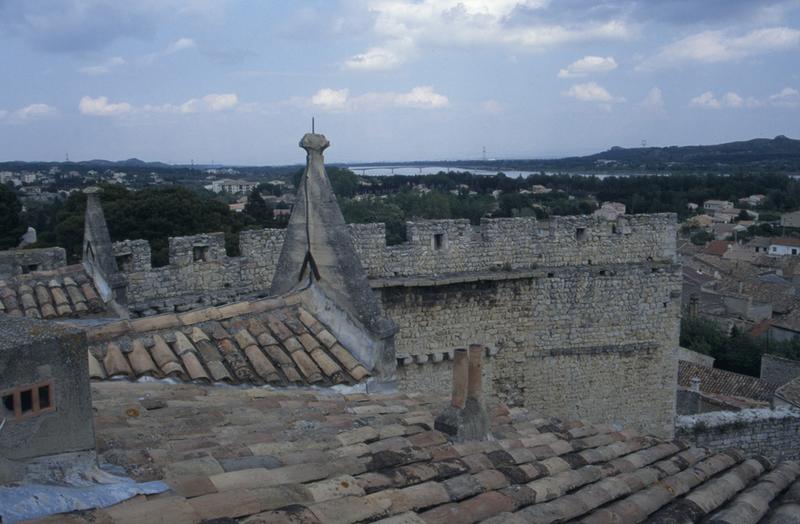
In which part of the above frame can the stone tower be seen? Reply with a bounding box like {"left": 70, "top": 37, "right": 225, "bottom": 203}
{"left": 271, "top": 133, "right": 397, "bottom": 380}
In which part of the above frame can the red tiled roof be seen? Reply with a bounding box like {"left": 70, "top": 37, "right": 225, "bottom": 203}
{"left": 678, "top": 360, "right": 778, "bottom": 401}
{"left": 85, "top": 294, "right": 370, "bottom": 387}
{"left": 702, "top": 240, "right": 731, "bottom": 257}
{"left": 771, "top": 237, "right": 800, "bottom": 247}
{"left": 42, "top": 381, "right": 800, "bottom": 523}
{"left": 0, "top": 265, "right": 107, "bottom": 319}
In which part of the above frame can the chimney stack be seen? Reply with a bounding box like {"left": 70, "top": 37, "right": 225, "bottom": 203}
{"left": 434, "top": 344, "right": 491, "bottom": 441}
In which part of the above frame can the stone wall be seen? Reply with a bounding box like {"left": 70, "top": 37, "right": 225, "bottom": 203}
{"left": 378, "top": 261, "right": 682, "bottom": 438}
{"left": 113, "top": 229, "right": 285, "bottom": 315}
{"left": 395, "top": 357, "right": 494, "bottom": 399}
{"left": 676, "top": 408, "right": 800, "bottom": 460}
{"left": 761, "top": 353, "right": 800, "bottom": 386}
{"left": 0, "top": 248, "right": 66, "bottom": 279}
{"left": 114, "top": 214, "right": 676, "bottom": 316}
{"left": 352, "top": 214, "right": 677, "bottom": 278}
{"left": 677, "top": 347, "right": 715, "bottom": 367}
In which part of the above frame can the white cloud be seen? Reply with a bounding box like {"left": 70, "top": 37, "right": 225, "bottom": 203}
{"left": 0, "top": 103, "right": 58, "bottom": 123}
{"left": 690, "top": 91, "right": 762, "bottom": 109}
{"left": 15, "top": 103, "right": 57, "bottom": 119}
{"left": 769, "top": 87, "right": 800, "bottom": 107}
{"left": 690, "top": 91, "right": 722, "bottom": 109}
{"left": 394, "top": 86, "right": 449, "bottom": 108}
{"left": 145, "top": 93, "right": 240, "bottom": 114}
{"left": 481, "top": 99, "right": 504, "bottom": 114}
{"left": 643, "top": 26, "right": 800, "bottom": 69}
{"left": 564, "top": 82, "right": 624, "bottom": 103}
{"left": 558, "top": 56, "right": 617, "bottom": 78}
{"left": 311, "top": 89, "right": 350, "bottom": 111}
{"left": 344, "top": 46, "right": 404, "bottom": 71}
{"left": 79, "top": 96, "right": 133, "bottom": 116}
{"left": 165, "top": 37, "right": 196, "bottom": 55}
{"left": 78, "top": 56, "right": 125, "bottom": 76}
{"left": 640, "top": 87, "right": 665, "bottom": 112}
{"left": 347, "top": 0, "right": 632, "bottom": 70}
{"left": 308, "top": 86, "right": 449, "bottom": 112}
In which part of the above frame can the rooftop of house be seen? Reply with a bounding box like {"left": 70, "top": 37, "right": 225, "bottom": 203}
{"left": 776, "top": 377, "right": 800, "bottom": 409}
{"left": 702, "top": 240, "right": 731, "bottom": 257}
{"left": 678, "top": 361, "right": 779, "bottom": 403}
{"left": 84, "top": 291, "right": 371, "bottom": 388}
{"left": 18, "top": 381, "right": 800, "bottom": 524}
{"left": 770, "top": 237, "right": 800, "bottom": 247}
{"left": 0, "top": 264, "right": 109, "bottom": 320}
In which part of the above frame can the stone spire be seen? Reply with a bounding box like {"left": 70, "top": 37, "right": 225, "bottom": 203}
{"left": 82, "top": 187, "right": 126, "bottom": 307}
{"left": 271, "top": 133, "right": 397, "bottom": 376}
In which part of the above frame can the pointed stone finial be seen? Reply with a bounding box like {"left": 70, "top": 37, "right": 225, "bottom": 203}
{"left": 300, "top": 132, "right": 329, "bottom": 153}
{"left": 270, "top": 132, "right": 398, "bottom": 380}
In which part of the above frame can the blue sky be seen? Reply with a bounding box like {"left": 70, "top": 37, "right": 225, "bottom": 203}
{"left": 1, "top": 0, "right": 799, "bottom": 164}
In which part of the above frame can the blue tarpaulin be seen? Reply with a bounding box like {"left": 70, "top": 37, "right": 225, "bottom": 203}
{"left": 0, "top": 478, "right": 168, "bottom": 523}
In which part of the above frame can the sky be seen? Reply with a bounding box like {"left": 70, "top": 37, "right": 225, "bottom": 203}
{"left": 1, "top": 0, "right": 799, "bottom": 165}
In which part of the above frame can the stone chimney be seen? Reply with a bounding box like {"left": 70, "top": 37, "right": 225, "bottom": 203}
{"left": 434, "top": 344, "right": 491, "bottom": 441}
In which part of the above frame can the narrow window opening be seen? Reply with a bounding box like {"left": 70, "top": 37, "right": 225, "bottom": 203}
{"left": 433, "top": 233, "right": 444, "bottom": 250}
{"left": 575, "top": 228, "right": 586, "bottom": 241}
{"left": 193, "top": 245, "right": 209, "bottom": 262}
{"left": 38, "top": 385, "right": 51, "bottom": 409}
{"left": 793, "top": 249, "right": 797, "bottom": 255}
{"left": 599, "top": 270, "right": 607, "bottom": 276}
{"left": 612, "top": 225, "right": 618, "bottom": 234}
{"left": 116, "top": 253, "right": 133, "bottom": 272}
{"left": 20, "top": 389, "right": 33, "bottom": 413}
{"left": 2, "top": 394, "right": 13, "bottom": 413}
{"left": 547, "top": 272, "right": 555, "bottom": 278}
{"left": 21, "top": 264, "right": 39, "bottom": 274}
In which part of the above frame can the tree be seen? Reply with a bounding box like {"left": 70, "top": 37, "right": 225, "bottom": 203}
{"left": 0, "top": 185, "right": 25, "bottom": 249}
{"left": 244, "top": 189, "right": 273, "bottom": 226}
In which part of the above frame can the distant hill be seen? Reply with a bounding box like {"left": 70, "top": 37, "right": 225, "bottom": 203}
{"left": 567, "top": 135, "right": 800, "bottom": 168}
{"left": 414, "top": 135, "right": 800, "bottom": 174}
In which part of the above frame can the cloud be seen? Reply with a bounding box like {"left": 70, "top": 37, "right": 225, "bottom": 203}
{"left": 689, "top": 92, "right": 721, "bottom": 109}
{"left": 558, "top": 56, "right": 617, "bottom": 78}
{"left": 344, "top": 46, "right": 404, "bottom": 71}
{"left": 689, "top": 91, "right": 762, "bottom": 109}
{"left": 0, "top": 1, "right": 223, "bottom": 53}
{"left": 0, "top": 103, "right": 58, "bottom": 123}
{"left": 563, "top": 82, "right": 624, "bottom": 103}
{"left": 81, "top": 93, "right": 240, "bottom": 117}
{"left": 481, "top": 99, "right": 504, "bottom": 114}
{"left": 640, "top": 87, "right": 665, "bottom": 112}
{"left": 642, "top": 26, "right": 800, "bottom": 69}
{"left": 769, "top": 87, "right": 800, "bottom": 107}
{"left": 307, "top": 86, "right": 449, "bottom": 112}
{"left": 164, "top": 37, "right": 196, "bottom": 54}
{"left": 310, "top": 89, "right": 350, "bottom": 111}
{"left": 79, "top": 96, "right": 133, "bottom": 116}
{"left": 78, "top": 56, "right": 125, "bottom": 76}
{"left": 346, "top": 0, "right": 632, "bottom": 70}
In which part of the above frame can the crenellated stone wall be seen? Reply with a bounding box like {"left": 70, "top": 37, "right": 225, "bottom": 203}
{"left": 113, "top": 229, "right": 285, "bottom": 316}
{"left": 114, "top": 214, "right": 676, "bottom": 317}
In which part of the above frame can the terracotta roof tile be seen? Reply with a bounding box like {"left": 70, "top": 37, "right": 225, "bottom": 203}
{"left": 56, "top": 382, "right": 800, "bottom": 524}
{"left": 678, "top": 360, "right": 778, "bottom": 401}
{"left": 0, "top": 265, "right": 109, "bottom": 319}
{"left": 86, "top": 297, "right": 371, "bottom": 388}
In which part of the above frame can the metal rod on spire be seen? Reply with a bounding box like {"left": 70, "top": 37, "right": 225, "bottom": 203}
{"left": 312, "top": 117, "right": 315, "bottom": 134}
